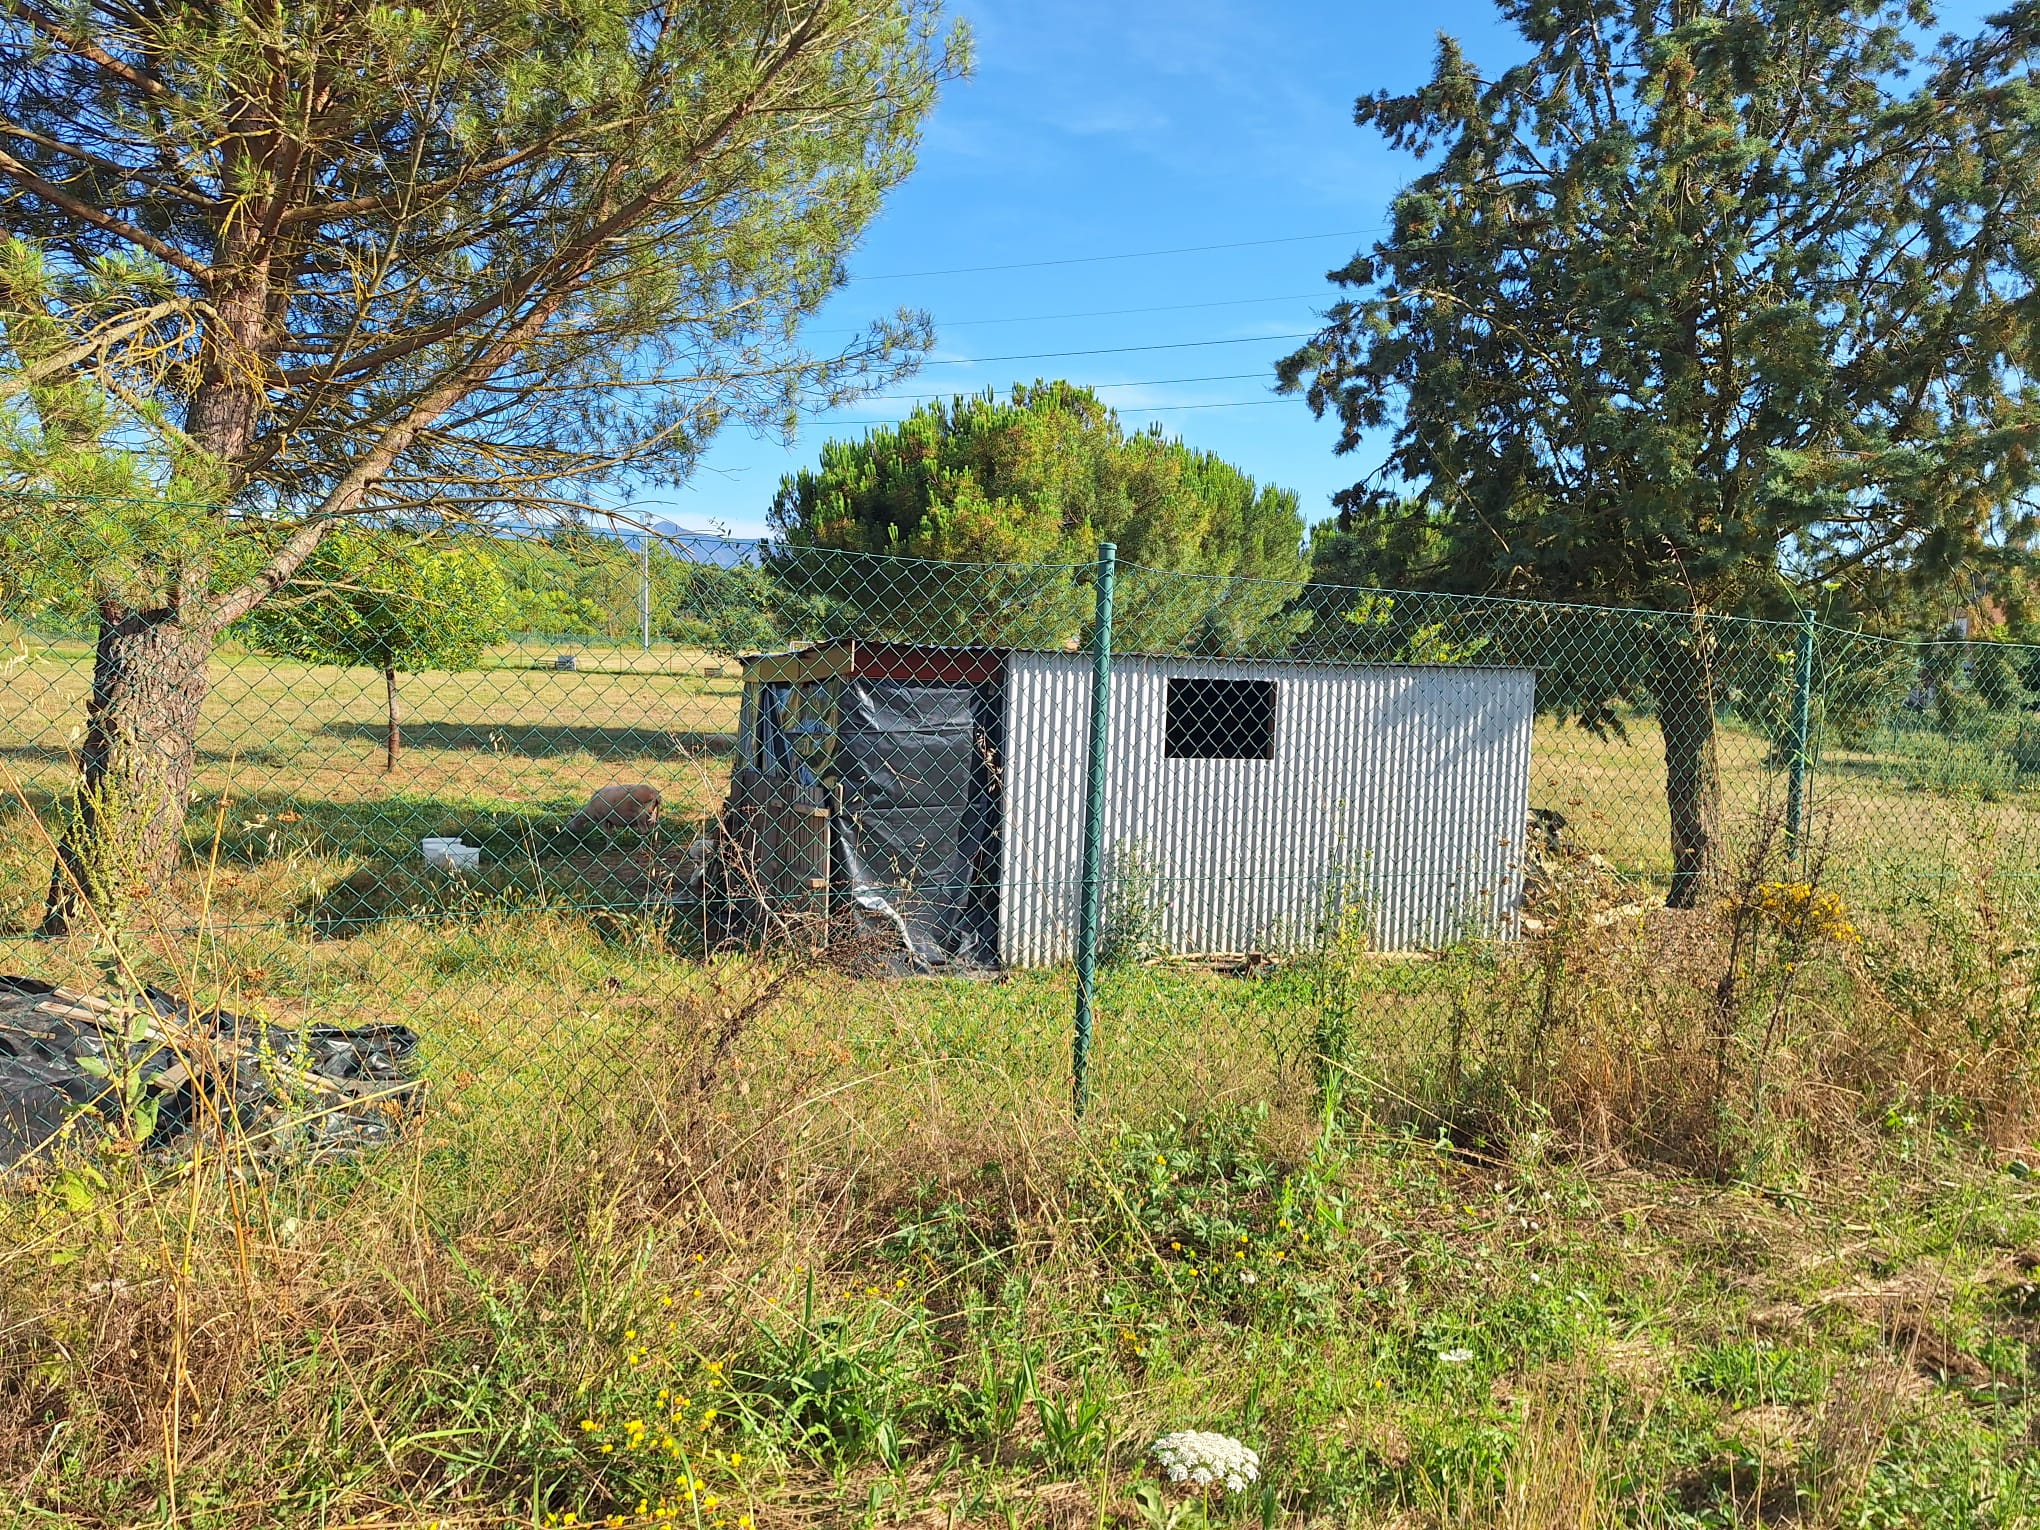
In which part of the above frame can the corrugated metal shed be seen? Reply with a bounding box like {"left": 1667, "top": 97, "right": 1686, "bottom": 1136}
{"left": 997, "top": 654, "right": 1535, "bottom": 963}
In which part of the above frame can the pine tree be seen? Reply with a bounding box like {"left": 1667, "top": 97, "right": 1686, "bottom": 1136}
{"left": 1280, "top": 0, "right": 2040, "bottom": 904}
{"left": 768, "top": 382, "right": 1308, "bottom": 651}
{"left": 0, "top": 1, "right": 959, "bottom": 930}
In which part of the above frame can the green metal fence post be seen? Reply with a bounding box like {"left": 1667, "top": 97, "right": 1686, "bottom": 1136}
{"left": 1072, "top": 541, "right": 1117, "bottom": 1116}
{"left": 1785, "top": 608, "right": 1817, "bottom": 857}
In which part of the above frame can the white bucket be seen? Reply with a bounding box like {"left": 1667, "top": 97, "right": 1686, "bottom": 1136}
{"left": 421, "top": 837, "right": 481, "bottom": 872}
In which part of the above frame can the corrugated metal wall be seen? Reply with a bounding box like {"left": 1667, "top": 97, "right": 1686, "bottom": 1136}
{"left": 997, "top": 655, "right": 1536, "bottom": 964}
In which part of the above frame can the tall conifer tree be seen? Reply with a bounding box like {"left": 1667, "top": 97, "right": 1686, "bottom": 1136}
{"left": 1282, "top": 0, "right": 2040, "bottom": 903}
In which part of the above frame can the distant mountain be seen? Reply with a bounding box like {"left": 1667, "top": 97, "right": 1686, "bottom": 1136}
{"left": 504, "top": 515, "right": 767, "bottom": 567}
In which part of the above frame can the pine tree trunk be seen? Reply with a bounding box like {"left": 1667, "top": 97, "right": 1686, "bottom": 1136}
{"left": 39, "top": 265, "right": 265, "bottom": 936}
{"left": 41, "top": 606, "right": 215, "bottom": 935}
{"left": 1650, "top": 641, "right": 1721, "bottom": 910}
{"left": 384, "top": 667, "right": 401, "bottom": 774}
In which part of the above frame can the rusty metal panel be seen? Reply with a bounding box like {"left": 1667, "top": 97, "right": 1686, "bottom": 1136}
{"left": 998, "top": 655, "right": 1534, "bottom": 962}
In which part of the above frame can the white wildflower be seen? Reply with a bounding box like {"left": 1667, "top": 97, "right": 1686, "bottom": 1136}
{"left": 1436, "top": 1347, "right": 1475, "bottom": 1365}
{"left": 1151, "top": 1430, "right": 1260, "bottom": 1493}
{"left": 1238, "top": 1269, "right": 1258, "bottom": 1285}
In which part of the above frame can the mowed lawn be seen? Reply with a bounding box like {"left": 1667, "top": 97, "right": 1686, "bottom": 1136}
{"left": 2, "top": 635, "right": 747, "bottom": 818}
{"left": 7, "top": 632, "right": 2040, "bottom": 933}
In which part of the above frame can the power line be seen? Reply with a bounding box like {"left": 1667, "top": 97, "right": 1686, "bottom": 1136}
{"left": 1125, "top": 397, "right": 1297, "bottom": 413}
{"left": 917, "top": 331, "right": 1315, "bottom": 366}
{"left": 854, "top": 228, "right": 1382, "bottom": 281}
{"left": 878, "top": 371, "right": 1273, "bottom": 403}
{"left": 940, "top": 292, "right": 1328, "bottom": 328}
{"left": 842, "top": 396, "right": 1301, "bottom": 427}
{"left": 821, "top": 292, "right": 1330, "bottom": 335}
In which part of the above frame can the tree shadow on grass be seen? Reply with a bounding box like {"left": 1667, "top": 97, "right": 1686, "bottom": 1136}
{"left": 5, "top": 783, "right": 717, "bottom": 867}
{"left": 0, "top": 741, "right": 307, "bottom": 769}
{"left": 167, "top": 788, "right": 708, "bottom": 939}
{"left": 180, "top": 788, "right": 712, "bottom": 864}
{"left": 317, "top": 721, "right": 738, "bottom": 760}
{"left": 0, "top": 783, "right": 722, "bottom": 942}
{"left": 296, "top": 835, "right": 711, "bottom": 940}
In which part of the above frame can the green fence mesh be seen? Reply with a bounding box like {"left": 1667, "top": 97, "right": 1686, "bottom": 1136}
{"left": 3, "top": 493, "right": 2036, "bottom": 1148}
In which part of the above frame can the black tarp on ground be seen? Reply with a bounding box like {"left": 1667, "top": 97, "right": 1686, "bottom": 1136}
{"left": 0, "top": 976, "right": 420, "bottom": 1169}
{"left": 830, "top": 677, "right": 1001, "bottom": 969}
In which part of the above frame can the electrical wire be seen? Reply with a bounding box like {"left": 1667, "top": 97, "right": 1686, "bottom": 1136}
{"left": 819, "top": 292, "right": 1330, "bottom": 334}
{"left": 853, "top": 227, "right": 1382, "bottom": 281}
{"left": 840, "top": 396, "right": 1302, "bottom": 428}
{"left": 1123, "top": 398, "right": 1298, "bottom": 414}
{"left": 915, "top": 331, "right": 1315, "bottom": 366}
{"left": 872, "top": 371, "right": 1273, "bottom": 402}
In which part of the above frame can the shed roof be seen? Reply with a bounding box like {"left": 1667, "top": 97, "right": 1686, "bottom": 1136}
{"left": 739, "top": 640, "right": 1006, "bottom": 684}
{"left": 738, "top": 638, "right": 1533, "bottom": 685}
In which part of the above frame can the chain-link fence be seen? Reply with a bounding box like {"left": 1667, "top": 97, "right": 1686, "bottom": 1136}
{"left": 4, "top": 495, "right": 2038, "bottom": 1154}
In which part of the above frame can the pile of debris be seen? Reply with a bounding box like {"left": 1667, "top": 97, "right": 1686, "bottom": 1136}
{"left": 1519, "top": 808, "right": 1660, "bottom": 935}
{"left": 0, "top": 976, "right": 420, "bottom": 1170}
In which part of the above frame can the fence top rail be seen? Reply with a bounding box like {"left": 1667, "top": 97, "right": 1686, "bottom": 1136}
{"left": 735, "top": 639, "right": 1544, "bottom": 680}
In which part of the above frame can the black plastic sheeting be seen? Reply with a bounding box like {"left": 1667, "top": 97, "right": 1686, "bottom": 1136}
{"left": 747, "top": 677, "right": 1002, "bottom": 968}
{"left": 0, "top": 976, "right": 420, "bottom": 1169}
{"left": 830, "top": 678, "right": 1002, "bottom": 969}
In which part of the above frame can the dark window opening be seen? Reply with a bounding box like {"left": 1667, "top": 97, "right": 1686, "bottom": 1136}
{"left": 753, "top": 683, "right": 794, "bottom": 774}
{"left": 753, "top": 682, "right": 835, "bottom": 784}
{"left": 1164, "top": 676, "right": 1277, "bottom": 760}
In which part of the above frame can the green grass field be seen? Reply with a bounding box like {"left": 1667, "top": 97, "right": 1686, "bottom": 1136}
{"left": 5, "top": 896, "right": 2040, "bottom": 1528}
{"left": 7, "top": 632, "right": 2040, "bottom": 913}
{"left": 9, "top": 635, "right": 2040, "bottom": 1526}
{"left": 7, "top": 630, "right": 2040, "bottom": 1138}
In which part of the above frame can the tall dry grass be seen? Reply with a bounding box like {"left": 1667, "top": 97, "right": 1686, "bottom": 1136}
{"left": 1309, "top": 813, "right": 2040, "bottom": 1177}
{"left": 7, "top": 803, "right": 2040, "bottom": 1524}
{"left": 0, "top": 940, "right": 1115, "bottom": 1525}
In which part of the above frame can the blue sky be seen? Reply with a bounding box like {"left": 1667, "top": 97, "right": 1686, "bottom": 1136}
{"left": 652, "top": 0, "right": 1997, "bottom": 542}
{"left": 650, "top": 0, "right": 1528, "bottom": 540}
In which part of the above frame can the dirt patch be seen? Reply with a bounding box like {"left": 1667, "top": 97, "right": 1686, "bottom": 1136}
{"left": 1727, "top": 1403, "right": 1808, "bottom": 1467}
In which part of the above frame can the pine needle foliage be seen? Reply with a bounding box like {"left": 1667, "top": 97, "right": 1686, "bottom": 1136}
{"left": 1280, "top": 0, "right": 2040, "bottom": 901}
{"left": 0, "top": 0, "right": 964, "bottom": 927}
